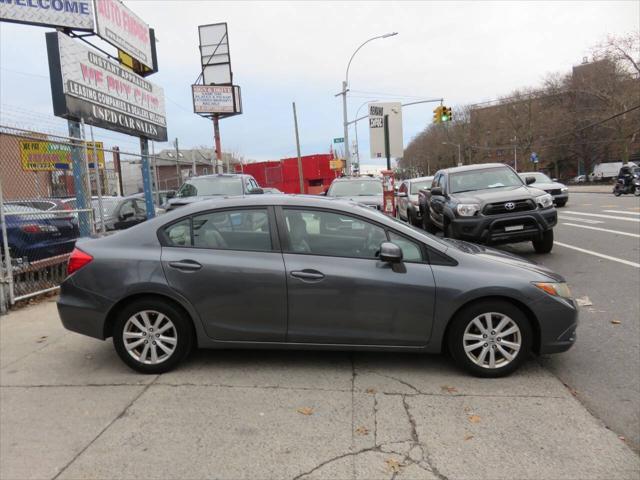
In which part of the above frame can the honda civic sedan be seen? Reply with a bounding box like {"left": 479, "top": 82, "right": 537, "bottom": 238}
{"left": 58, "top": 195, "right": 578, "bottom": 377}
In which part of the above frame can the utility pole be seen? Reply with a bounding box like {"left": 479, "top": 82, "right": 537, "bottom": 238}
{"left": 384, "top": 114, "right": 391, "bottom": 171}
{"left": 513, "top": 135, "right": 518, "bottom": 172}
{"left": 173, "top": 137, "right": 181, "bottom": 186}
{"left": 113, "top": 146, "right": 123, "bottom": 196}
{"left": 341, "top": 81, "right": 350, "bottom": 175}
{"left": 292, "top": 102, "right": 305, "bottom": 194}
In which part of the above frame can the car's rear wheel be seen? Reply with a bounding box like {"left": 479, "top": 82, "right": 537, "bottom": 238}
{"left": 113, "top": 298, "right": 194, "bottom": 374}
{"left": 532, "top": 229, "right": 554, "bottom": 254}
{"left": 448, "top": 300, "right": 532, "bottom": 377}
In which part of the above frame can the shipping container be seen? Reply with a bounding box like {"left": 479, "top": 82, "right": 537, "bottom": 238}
{"left": 235, "top": 154, "right": 338, "bottom": 194}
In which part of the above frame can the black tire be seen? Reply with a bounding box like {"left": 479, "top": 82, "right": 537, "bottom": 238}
{"left": 447, "top": 300, "right": 533, "bottom": 378}
{"left": 634, "top": 187, "right": 640, "bottom": 197}
{"left": 113, "top": 297, "right": 194, "bottom": 374}
{"left": 408, "top": 209, "right": 417, "bottom": 227}
{"left": 443, "top": 220, "right": 455, "bottom": 239}
{"left": 614, "top": 189, "right": 621, "bottom": 197}
{"left": 422, "top": 209, "right": 437, "bottom": 234}
{"left": 532, "top": 229, "right": 553, "bottom": 254}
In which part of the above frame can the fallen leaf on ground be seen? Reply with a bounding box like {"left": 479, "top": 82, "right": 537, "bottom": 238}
{"left": 611, "top": 320, "right": 621, "bottom": 325}
{"left": 468, "top": 415, "right": 481, "bottom": 424}
{"left": 464, "top": 434, "right": 474, "bottom": 441}
{"left": 440, "top": 385, "right": 458, "bottom": 393}
{"left": 355, "top": 426, "right": 369, "bottom": 436}
{"left": 385, "top": 458, "right": 401, "bottom": 473}
{"left": 618, "top": 435, "right": 626, "bottom": 441}
{"left": 296, "top": 407, "right": 314, "bottom": 416}
{"left": 365, "top": 387, "right": 377, "bottom": 394}
{"left": 575, "top": 296, "right": 592, "bottom": 307}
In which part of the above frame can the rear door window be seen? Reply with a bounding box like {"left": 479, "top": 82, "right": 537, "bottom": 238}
{"left": 192, "top": 209, "right": 272, "bottom": 251}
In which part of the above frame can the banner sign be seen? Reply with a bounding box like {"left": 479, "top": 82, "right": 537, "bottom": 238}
{"left": 0, "top": 0, "right": 94, "bottom": 30}
{"left": 369, "top": 102, "right": 403, "bottom": 159}
{"left": 19, "top": 139, "right": 105, "bottom": 171}
{"left": 94, "top": 0, "right": 155, "bottom": 71}
{"left": 46, "top": 31, "right": 167, "bottom": 141}
{"left": 192, "top": 85, "right": 241, "bottom": 114}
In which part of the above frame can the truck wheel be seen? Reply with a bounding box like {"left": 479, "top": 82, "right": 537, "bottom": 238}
{"left": 422, "top": 210, "right": 436, "bottom": 234}
{"left": 444, "top": 221, "right": 455, "bottom": 239}
{"left": 532, "top": 229, "right": 554, "bottom": 254}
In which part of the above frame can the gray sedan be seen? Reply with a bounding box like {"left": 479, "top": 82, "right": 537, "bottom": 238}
{"left": 519, "top": 172, "right": 569, "bottom": 207}
{"left": 57, "top": 195, "right": 578, "bottom": 377}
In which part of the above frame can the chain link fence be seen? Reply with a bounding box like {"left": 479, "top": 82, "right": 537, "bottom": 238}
{"left": 0, "top": 125, "right": 163, "bottom": 313}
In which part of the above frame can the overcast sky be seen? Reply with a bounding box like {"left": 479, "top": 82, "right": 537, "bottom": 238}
{"left": 1, "top": 1, "right": 638, "bottom": 165}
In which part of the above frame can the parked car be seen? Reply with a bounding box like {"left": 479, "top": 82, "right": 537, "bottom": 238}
{"left": 396, "top": 176, "right": 434, "bottom": 226}
{"left": 58, "top": 195, "right": 577, "bottom": 377}
{"left": 518, "top": 172, "right": 569, "bottom": 207}
{"left": 418, "top": 163, "right": 557, "bottom": 253}
{"left": 166, "top": 174, "right": 263, "bottom": 211}
{"left": 6, "top": 197, "right": 77, "bottom": 213}
{"left": 571, "top": 175, "right": 587, "bottom": 184}
{"left": 325, "top": 176, "right": 383, "bottom": 210}
{"left": 1, "top": 204, "right": 79, "bottom": 262}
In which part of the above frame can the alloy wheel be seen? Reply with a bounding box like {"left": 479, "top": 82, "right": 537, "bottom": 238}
{"left": 462, "top": 312, "right": 521, "bottom": 369}
{"left": 123, "top": 310, "right": 178, "bottom": 365}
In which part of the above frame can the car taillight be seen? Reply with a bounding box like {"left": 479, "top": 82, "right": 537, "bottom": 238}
{"left": 67, "top": 248, "right": 93, "bottom": 275}
{"left": 21, "top": 224, "right": 42, "bottom": 233}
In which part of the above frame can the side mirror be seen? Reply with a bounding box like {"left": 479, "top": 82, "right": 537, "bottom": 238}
{"left": 121, "top": 211, "right": 134, "bottom": 220}
{"left": 166, "top": 191, "right": 176, "bottom": 199}
{"left": 318, "top": 190, "right": 327, "bottom": 196}
{"left": 430, "top": 186, "right": 443, "bottom": 197}
{"left": 248, "top": 187, "right": 264, "bottom": 195}
{"left": 525, "top": 176, "right": 536, "bottom": 185}
{"left": 396, "top": 191, "right": 407, "bottom": 198}
{"left": 379, "top": 242, "right": 403, "bottom": 263}
{"left": 552, "top": 178, "right": 558, "bottom": 182}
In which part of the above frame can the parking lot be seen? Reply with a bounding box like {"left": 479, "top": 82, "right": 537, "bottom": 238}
{"left": 1, "top": 191, "right": 639, "bottom": 480}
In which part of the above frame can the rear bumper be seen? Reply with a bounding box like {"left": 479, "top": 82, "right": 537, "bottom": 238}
{"left": 57, "top": 280, "right": 112, "bottom": 340}
{"left": 449, "top": 208, "right": 557, "bottom": 244}
{"left": 12, "top": 238, "right": 76, "bottom": 262}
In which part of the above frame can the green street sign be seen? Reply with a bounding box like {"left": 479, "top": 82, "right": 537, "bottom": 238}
{"left": 333, "top": 137, "right": 344, "bottom": 143}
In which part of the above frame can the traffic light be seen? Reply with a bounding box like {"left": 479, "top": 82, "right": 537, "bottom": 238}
{"left": 446, "top": 107, "right": 453, "bottom": 122}
{"left": 433, "top": 106, "right": 442, "bottom": 124}
{"left": 440, "top": 106, "right": 450, "bottom": 122}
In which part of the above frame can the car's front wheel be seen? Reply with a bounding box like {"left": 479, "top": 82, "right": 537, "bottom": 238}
{"left": 448, "top": 300, "right": 532, "bottom": 377}
{"left": 113, "top": 298, "right": 194, "bottom": 374}
{"left": 532, "top": 229, "right": 554, "bottom": 254}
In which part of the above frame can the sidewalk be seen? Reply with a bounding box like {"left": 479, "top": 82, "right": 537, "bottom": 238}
{"left": 1, "top": 301, "right": 639, "bottom": 480}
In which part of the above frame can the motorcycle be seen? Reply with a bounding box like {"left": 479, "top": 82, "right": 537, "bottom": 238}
{"left": 613, "top": 174, "right": 640, "bottom": 196}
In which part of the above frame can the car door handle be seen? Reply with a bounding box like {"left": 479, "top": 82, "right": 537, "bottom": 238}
{"left": 168, "top": 260, "right": 202, "bottom": 271}
{"left": 290, "top": 270, "right": 325, "bottom": 281}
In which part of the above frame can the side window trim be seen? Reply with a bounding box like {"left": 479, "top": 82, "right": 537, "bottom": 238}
{"left": 385, "top": 228, "right": 427, "bottom": 264}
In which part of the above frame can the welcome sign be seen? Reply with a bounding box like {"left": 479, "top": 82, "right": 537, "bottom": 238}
{"left": 0, "top": 0, "right": 94, "bottom": 30}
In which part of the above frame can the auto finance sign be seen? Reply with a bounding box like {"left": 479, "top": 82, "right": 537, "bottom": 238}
{"left": 0, "top": 0, "right": 94, "bottom": 30}
{"left": 46, "top": 31, "right": 167, "bottom": 141}
{"left": 19, "top": 139, "right": 105, "bottom": 171}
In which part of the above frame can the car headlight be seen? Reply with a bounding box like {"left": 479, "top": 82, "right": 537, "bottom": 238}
{"left": 533, "top": 282, "right": 572, "bottom": 299}
{"left": 561, "top": 187, "right": 568, "bottom": 193}
{"left": 456, "top": 204, "right": 480, "bottom": 216}
{"left": 536, "top": 194, "right": 553, "bottom": 209}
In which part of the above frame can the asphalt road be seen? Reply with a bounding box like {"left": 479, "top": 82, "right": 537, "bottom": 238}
{"left": 500, "top": 192, "right": 640, "bottom": 451}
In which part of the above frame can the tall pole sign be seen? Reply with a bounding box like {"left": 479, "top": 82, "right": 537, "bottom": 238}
{"left": 192, "top": 22, "right": 242, "bottom": 174}
{"left": 2, "top": 0, "right": 165, "bottom": 231}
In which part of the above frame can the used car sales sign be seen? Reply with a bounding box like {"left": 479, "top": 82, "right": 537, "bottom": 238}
{"left": 46, "top": 31, "right": 167, "bottom": 141}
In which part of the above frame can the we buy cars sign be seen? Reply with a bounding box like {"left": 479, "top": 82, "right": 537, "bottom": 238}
{"left": 46, "top": 31, "right": 167, "bottom": 141}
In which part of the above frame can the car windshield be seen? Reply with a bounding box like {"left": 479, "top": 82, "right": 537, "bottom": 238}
{"left": 520, "top": 172, "right": 552, "bottom": 184}
{"left": 176, "top": 177, "right": 243, "bottom": 197}
{"left": 449, "top": 167, "right": 523, "bottom": 193}
{"left": 328, "top": 180, "right": 383, "bottom": 197}
{"left": 410, "top": 179, "right": 433, "bottom": 194}
{"left": 92, "top": 198, "right": 121, "bottom": 217}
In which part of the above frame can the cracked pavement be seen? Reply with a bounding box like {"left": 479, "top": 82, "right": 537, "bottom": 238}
{"left": 1, "top": 301, "right": 639, "bottom": 480}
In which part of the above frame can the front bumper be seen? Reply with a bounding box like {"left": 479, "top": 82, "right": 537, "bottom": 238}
{"left": 552, "top": 193, "right": 569, "bottom": 204}
{"left": 449, "top": 208, "right": 557, "bottom": 244}
{"left": 532, "top": 295, "right": 579, "bottom": 354}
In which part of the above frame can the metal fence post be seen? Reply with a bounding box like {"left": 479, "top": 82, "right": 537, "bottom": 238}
{"left": 89, "top": 126, "right": 106, "bottom": 234}
{"left": 140, "top": 138, "right": 156, "bottom": 219}
{"left": 68, "top": 120, "right": 91, "bottom": 237}
{"left": 0, "top": 177, "right": 15, "bottom": 307}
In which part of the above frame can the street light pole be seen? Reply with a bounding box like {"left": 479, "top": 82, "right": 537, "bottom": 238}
{"left": 442, "top": 142, "right": 462, "bottom": 166}
{"left": 338, "top": 32, "right": 397, "bottom": 176}
{"left": 353, "top": 99, "right": 378, "bottom": 169}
